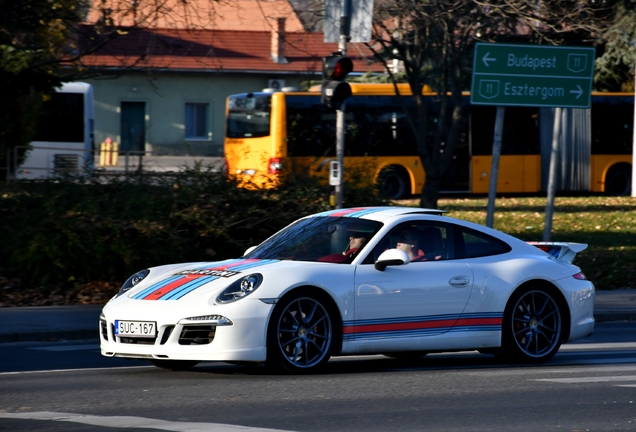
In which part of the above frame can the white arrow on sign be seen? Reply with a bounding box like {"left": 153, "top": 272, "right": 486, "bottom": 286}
{"left": 482, "top": 52, "right": 496, "bottom": 67}
{"left": 569, "top": 85, "right": 583, "bottom": 99}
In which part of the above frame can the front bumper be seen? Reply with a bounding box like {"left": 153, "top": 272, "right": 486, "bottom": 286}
{"left": 99, "top": 298, "right": 274, "bottom": 362}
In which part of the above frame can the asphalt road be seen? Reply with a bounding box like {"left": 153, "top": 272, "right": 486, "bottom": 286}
{"left": 1, "top": 321, "right": 636, "bottom": 432}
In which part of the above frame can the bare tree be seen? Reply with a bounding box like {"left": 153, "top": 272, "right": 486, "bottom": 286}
{"left": 367, "top": 0, "right": 619, "bottom": 208}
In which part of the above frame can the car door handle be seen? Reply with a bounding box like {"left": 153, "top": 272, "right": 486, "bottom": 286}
{"left": 449, "top": 276, "right": 470, "bottom": 288}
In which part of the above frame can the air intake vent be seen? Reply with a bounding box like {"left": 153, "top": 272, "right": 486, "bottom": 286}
{"left": 179, "top": 325, "right": 216, "bottom": 345}
{"left": 100, "top": 319, "right": 108, "bottom": 341}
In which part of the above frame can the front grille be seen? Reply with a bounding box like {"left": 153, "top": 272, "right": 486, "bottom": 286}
{"left": 178, "top": 325, "right": 216, "bottom": 345}
{"left": 118, "top": 336, "right": 157, "bottom": 345}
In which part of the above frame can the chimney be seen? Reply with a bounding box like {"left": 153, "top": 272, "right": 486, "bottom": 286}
{"left": 271, "top": 18, "right": 288, "bottom": 64}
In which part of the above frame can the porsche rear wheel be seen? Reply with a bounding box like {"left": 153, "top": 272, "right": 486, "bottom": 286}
{"left": 149, "top": 359, "right": 199, "bottom": 370}
{"left": 267, "top": 291, "right": 339, "bottom": 374}
{"left": 501, "top": 286, "right": 563, "bottom": 363}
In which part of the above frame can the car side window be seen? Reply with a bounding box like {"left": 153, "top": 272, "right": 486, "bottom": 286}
{"left": 456, "top": 227, "right": 512, "bottom": 258}
{"left": 362, "top": 222, "right": 455, "bottom": 264}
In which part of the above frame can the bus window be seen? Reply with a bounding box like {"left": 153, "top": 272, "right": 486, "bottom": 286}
{"left": 227, "top": 94, "right": 271, "bottom": 138}
{"left": 471, "top": 105, "right": 540, "bottom": 155}
{"left": 286, "top": 95, "right": 336, "bottom": 157}
{"left": 591, "top": 96, "right": 633, "bottom": 155}
{"left": 344, "top": 96, "right": 418, "bottom": 157}
{"left": 32, "top": 93, "right": 85, "bottom": 143}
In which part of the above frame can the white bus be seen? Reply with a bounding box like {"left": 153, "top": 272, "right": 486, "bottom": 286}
{"left": 15, "top": 82, "right": 94, "bottom": 179}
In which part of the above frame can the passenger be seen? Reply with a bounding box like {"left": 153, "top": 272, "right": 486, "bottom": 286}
{"left": 396, "top": 228, "right": 426, "bottom": 262}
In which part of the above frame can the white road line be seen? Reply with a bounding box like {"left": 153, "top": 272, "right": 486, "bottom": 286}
{"left": 0, "top": 412, "right": 296, "bottom": 432}
{"left": 560, "top": 342, "right": 636, "bottom": 351}
{"left": 0, "top": 365, "right": 152, "bottom": 376}
{"left": 532, "top": 375, "right": 636, "bottom": 384}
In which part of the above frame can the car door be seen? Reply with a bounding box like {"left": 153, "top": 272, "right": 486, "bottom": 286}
{"left": 352, "top": 222, "right": 474, "bottom": 339}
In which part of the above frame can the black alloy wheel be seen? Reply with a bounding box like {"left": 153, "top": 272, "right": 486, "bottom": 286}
{"left": 502, "top": 286, "right": 564, "bottom": 363}
{"left": 267, "top": 291, "right": 339, "bottom": 374}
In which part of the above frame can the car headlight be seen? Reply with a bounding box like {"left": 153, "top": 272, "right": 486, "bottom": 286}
{"left": 217, "top": 273, "right": 263, "bottom": 303}
{"left": 116, "top": 269, "right": 150, "bottom": 298}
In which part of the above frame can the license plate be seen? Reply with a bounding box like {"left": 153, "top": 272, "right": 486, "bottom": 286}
{"left": 114, "top": 320, "right": 156, "bottom": 337}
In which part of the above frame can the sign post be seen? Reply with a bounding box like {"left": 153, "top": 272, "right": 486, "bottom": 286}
{"left": 471, "top": 43, "right": 595, "bottom": 238}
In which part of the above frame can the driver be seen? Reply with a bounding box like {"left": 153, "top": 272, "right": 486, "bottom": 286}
{"left": 342, "top": 231, "right": 369, "bottom": 258}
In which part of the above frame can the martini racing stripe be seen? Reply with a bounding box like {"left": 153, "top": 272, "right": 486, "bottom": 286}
{"left": 315, "top": 207, "right": 393, "bottom": 218}
{"left": 132, "top": 259, "right": 279, "bottom": 301}
{"left": 342, "top": 313, "right": 502, "bottom": 341}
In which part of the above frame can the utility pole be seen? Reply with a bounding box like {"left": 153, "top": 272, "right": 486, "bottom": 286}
{"left": 321, "top": 0, "right": 353, "bottom": 208}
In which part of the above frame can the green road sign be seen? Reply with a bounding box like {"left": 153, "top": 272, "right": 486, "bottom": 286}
{"left": 471, "top": 43, "right": 595, "bottom": 108}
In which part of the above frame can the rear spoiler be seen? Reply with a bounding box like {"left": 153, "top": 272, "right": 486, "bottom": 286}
{"left": 527, "top": 242, "right": 588, "bottom": 264}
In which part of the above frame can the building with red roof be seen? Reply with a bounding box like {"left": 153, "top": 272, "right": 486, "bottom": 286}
{"left": 79, "top": 1, "right": 385, "bottom": 157}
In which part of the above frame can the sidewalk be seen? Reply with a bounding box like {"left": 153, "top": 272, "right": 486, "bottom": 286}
{"left": 0, "top": 290, "right": 635, "bottom": 343}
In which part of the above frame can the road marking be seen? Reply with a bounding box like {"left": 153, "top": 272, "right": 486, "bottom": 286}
{"left": 0, "top": 366, "right": 152, "bottom": 376}
{"left": 0, "top": 412, "right": 296, "bottom": 432}
{"left": 532, "top": 375, "right": 636, "bottom": 384}
{"left": 560, "top": 342, "right": 636, "bottom": 351}
{"left": 30, "top": 344, "right": 98, "bottom": 352}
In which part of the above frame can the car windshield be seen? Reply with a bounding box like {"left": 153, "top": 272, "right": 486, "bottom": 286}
{"left": 245, "top": 217, "right": 383, "bottom": 263}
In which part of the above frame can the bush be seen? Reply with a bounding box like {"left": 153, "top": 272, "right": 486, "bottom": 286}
{"left": 0, "top": 166, "right": 388, "bottom": 296}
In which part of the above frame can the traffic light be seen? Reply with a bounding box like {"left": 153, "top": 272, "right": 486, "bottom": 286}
{"left": 321, "top": 54, "right": 353, "bottom": 108}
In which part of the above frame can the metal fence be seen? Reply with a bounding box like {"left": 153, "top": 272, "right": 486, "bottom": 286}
{"left": 3, "top": 146, "right": 225, "bottom": 181}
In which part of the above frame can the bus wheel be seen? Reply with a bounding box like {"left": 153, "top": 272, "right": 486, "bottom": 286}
{"left": 605, "top": 164, "right": 631, "bottom": 196}
{"left": 378, "top": 166, "right": 409, "bottom": 199}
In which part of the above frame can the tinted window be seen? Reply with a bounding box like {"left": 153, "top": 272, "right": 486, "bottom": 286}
{"left": 591, "top": 96, "right": 633, "bottom": 155}
{"left": 471, "top": 105, "right": 540, "bottom": 155}
{"left": 32, "top": 93, "right": 84, "bottom": 143}
{"left": 286, "top": 95, "right": 436, "bottom": 158}
{"left": 458, "top": 227, "right": 511, "bottom": 258}
{"left": 363, "top": 222, "right": 455, "bottom": 264}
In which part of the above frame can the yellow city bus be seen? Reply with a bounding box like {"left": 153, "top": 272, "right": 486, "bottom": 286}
{"left": 224, "top": 84, "right": 633, "bottom": 198}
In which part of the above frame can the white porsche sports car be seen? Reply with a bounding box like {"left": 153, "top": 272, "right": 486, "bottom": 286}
{"left": 100, "top": 206, "right": 595, "bottom": 373}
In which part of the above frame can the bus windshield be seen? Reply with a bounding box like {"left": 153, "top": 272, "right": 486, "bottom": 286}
{"left": 227, "top": 94, "right": 271, "bottom": 138}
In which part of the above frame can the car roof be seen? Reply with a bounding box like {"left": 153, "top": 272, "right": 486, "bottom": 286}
{"left": 309, "top": 207, "right": 446, "bottom": 222}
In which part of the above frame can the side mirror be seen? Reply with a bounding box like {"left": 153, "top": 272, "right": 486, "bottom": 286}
{"left": 243, "top": 246, "right": 257, "bottom": 256}
{"left": 375, "top": 249, "right": 410, "bottom": 271}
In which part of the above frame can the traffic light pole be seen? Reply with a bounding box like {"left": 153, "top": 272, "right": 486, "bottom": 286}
{"left": 335, "top": 14, "right": 349, "bottom": 209}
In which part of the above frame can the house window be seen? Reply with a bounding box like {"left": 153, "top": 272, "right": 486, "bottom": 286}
{"left": 185, "top": 103, "right": 210, "bottom": 140}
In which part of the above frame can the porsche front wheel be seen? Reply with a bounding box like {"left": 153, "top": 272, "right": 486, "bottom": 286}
{"left": 267, "top": 291, "right": 339, "bottom": 374}
{"left": 501, "top": 286, "right": 564, "bottom": 363}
